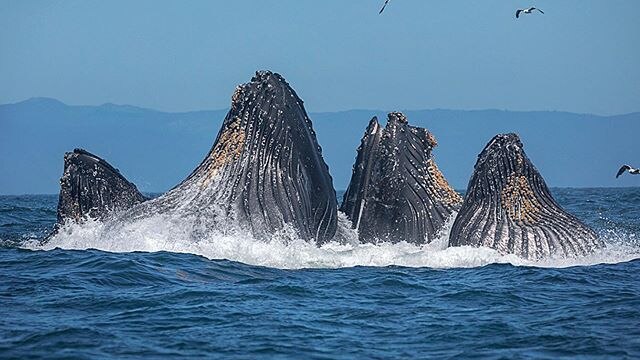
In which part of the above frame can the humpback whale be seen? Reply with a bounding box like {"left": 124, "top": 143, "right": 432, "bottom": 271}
{"left": 83, "top": 71, "right": 337, "bottom": 243}
{"left": 341, "top": 112, "right": 462, "bottom": 244}
{"left": 56, "top": 148, "right": 147, "bottom": 226}
{"left": 449, "top": 133, "right": 602, "bottom": 259}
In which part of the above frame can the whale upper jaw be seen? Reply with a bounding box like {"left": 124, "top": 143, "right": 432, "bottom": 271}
{"left": 56, "top": 149, "right": 147, "bottom": 226}
{"left": 450, "top": 133, "right": 602, "bottom": 260}
{"left": 341, "top": 112, "right": 462, "bottom": 244}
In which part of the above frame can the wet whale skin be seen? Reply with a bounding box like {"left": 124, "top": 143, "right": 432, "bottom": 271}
{"left": 449, "top": 133, "right": 602, "bottom": 259}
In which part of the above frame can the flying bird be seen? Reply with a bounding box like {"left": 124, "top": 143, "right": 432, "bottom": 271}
{"left": 379, "top": 0, "right": 392, "bottom": 14}
{"left": 516, "top": 7, "right": 544, "bottom": 18}
{"left": 616, "top": 165, "right": 640, "bottom": 178}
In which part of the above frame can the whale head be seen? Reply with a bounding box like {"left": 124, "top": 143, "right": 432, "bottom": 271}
{"left": 56, "top": 148, "right": 147, "bottom": 226}
{"left": 123, "top": 70, "right": 338, "bottom": 243}
{"left": 340, "top": 112, "right": 461, "bottom": 244}
{"left": 450, "top": 133, "right": 602, "bottom": 259}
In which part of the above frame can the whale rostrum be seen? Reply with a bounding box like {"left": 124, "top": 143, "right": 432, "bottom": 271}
{"left": 449, "top": 133, "right": 602, "bottom": 259}
{"left": 114, "top": 71, "right": 338, "bottom": 243}
{"left": 56, "top": 148, "right": 147, "bottom": 226}
{"left": 341, "top": 113, "right": 462, "bottom": 244}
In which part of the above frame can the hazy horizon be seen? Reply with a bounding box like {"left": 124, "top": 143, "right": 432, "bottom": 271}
{"left": 6, "top": 96, "right": 640, "bottom": 118}
{"left": 2, "top": 97, "right": 638, "bottom": 195}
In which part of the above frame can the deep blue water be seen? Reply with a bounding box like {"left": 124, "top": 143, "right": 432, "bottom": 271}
{"left": 1, "top": 189, "right": 640, "bottom": 359}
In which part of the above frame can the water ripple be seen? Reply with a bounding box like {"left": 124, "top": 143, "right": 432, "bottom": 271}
{"left": 1, "top": 191, "right": 640, "bottom": 358}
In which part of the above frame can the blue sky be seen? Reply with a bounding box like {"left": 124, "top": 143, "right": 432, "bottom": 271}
{"left": 1, "top": 0, "right": 639, "bottom": 115}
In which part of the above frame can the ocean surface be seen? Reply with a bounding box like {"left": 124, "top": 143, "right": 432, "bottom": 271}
{"left": 1, "top": 188, "right": 639, "bottom": 359}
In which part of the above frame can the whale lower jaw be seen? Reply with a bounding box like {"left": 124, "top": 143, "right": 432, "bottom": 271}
{"left": 341, "top": 112, "right": 462, "bottom": 244}
{"left": 114, "top": 71, "right": 338, "bottom": 243}
{"left": 449, "top": 133, "right": 602, "bottom": 259}
{"left": 449, "top": 201, "right": 601, "bottom": 259}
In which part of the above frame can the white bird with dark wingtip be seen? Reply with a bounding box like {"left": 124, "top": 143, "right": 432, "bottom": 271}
{"left": 616, "top": 165, "right": 640, "bottom": 178}
{"left": 379, "top": 0, "right": 392, "bottom": 14}
{"left": 516, "top": 7, "right": 544, "bottom": 18}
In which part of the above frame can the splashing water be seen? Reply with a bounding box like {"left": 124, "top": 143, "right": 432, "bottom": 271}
{"left": 36, "top": 207, "right": 640, "bottom": 270}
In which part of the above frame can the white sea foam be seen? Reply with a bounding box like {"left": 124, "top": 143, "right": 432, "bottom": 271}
{"left": 33, "top": 212, "right": 640, "bottom": 270}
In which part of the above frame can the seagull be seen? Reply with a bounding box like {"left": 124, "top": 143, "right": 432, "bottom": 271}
{"left": 516, "top": 7, "right": 544, "bottom": 18}
{"left": 616, "top": 165, "right": 640, "bottom": 178}
{"left": 379, "top": 0, "right": 392, "bottom": 14}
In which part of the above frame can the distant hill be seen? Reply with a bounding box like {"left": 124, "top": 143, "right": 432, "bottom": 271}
{"left": 1, "top": 98, "right": 638, "bottom": 195}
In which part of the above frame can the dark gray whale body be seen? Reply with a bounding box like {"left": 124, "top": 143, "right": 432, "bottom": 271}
{"left": 55, "top": 71, "right": 336, "bottom": 242}
{"left": 449, "top": 134, "right": 602, "bottom": 259}
{"left": 97, "top": 71, "right": 337, "bottom": 243}
{"left": 56, "top": 148, "right": 147, "bottom": 226}
{"left": 341, "top": 112, "right": 462, "bottom": 244}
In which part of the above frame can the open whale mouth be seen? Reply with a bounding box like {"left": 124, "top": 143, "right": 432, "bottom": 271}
{"left": 56, "top": 148, "right": 147, "bottom": 226}
{"left": 340, "top": 112, "right": 461, "bottom": 245}
{"left": 450, "top": 133, "right": 602, "bottom": 260}
{"left": 111, "top": 71, "right": 339, "bottom": 244}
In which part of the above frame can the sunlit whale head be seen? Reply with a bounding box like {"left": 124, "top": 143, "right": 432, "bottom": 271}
{"left": 450, "top": 133, "right": 602, "bottom": 260}
{"left": 475, "top": 133, "right": 526, "bottom": 174}
{"left": 341, "top": 112, "right": 461, "bottom": 244}
{"left": 121, "top": 70, "right": 338, "bottom": 243}
{"left": 56, "top": 148, "right": 147, "bottom": 225}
